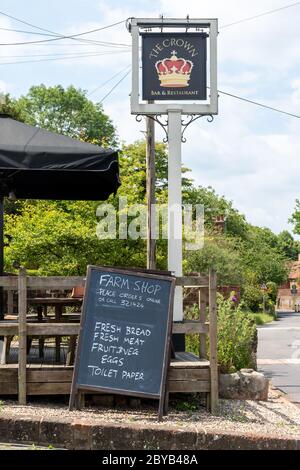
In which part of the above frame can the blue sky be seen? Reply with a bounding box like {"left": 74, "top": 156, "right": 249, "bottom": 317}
{"left": 0, "top": 0, "right": 299, "bottom": 235}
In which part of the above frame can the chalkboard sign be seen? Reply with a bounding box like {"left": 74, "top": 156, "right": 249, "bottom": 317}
{"left": 69, "top": 265, "right": 175, "bottom": 418}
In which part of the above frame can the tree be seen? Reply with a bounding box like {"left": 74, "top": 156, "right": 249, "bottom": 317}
{"left": 182, "top": 185, "right": 248, "bottom": 239}
{"left": 13, "top": 84, "right": 118, "bottom": 148}
{"left": 241, "top": 226, "right": 288, "bottom": 285}
{"left": 1, "top": 83, "right": 295, "bottom": 304}
{"left": 290, "top": 200, "right": 300, "bottom": 241}
{"left": 3, "top": 139, "right": 195, "bottom": 275}
{"left": 2, "top": 84, "right": 120, "bottom": 273}
{"left": 277, "top": 230, "right": 299, "bottom": 260}
{"left": 0, "top": 93, "right": 26, "bottom": 121}
{"left": 4, "top": 198, "right": 148, "bottom": 275}
{"left": 185, "top": 231, "right": 243, "bottom": 285}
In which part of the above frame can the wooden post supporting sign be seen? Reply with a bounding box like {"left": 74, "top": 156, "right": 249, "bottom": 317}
{"left": 146, "top": 111, "right": 156, "bottom": 270}
{"left": 18, "top": 267, "right": 27, "bottom": 405}
{"left": 209, "top": 268, "right": 218, "bottom": 413}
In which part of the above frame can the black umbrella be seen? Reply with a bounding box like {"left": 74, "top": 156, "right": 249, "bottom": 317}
{"left": 0, "top": 113, "right": 119, "bottom": 200}
{"left": 0, "top": 113, "right": 120, "bottom": 318}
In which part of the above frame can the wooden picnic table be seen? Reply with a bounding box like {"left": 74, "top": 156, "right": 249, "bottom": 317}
{"left": 28, "top": 297, "right": 82, "bottom": 362}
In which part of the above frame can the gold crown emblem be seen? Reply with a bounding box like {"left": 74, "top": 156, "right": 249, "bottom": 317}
{"left": 155, "top": 51, "right": 193, "bottom": 88}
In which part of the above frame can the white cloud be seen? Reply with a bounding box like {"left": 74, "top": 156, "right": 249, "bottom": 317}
{"left": 104, "top": 96, "right": 142, "bottom": 143}
{"left": 0, "top": 80, "right": 9, "bottom": 94}
{"left": 291, "top": 79, "right": 300, "bottom": 106}
{"left": 160, "top": 0, "right": 300, "bottom": 70}
{"left": 176, "top": 70, "right": 300, "bottom": 234}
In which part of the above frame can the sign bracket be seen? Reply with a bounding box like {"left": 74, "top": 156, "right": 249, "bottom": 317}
{"left": 136, "top": 114, "right": 169, "bottom": 143}
{"left": 136, "top": 113, "right": 215, "bottom": 144}
{"left": 181, "top": 114, "right": 214, "bottom": 143}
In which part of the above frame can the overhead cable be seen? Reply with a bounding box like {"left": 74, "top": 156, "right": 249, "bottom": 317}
{"left": 220, "top": 1, "right": 300, "bottom": 29}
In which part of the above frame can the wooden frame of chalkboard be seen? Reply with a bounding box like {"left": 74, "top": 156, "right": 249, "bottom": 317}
{"left": 69, "top": 265, "right": 175, "bottom": 419}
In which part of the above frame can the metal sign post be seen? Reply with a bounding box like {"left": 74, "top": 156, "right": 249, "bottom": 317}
{"left": 146, "top": 109, "right": 156, "bottom": 270}
{"left": 127, "top": 17, "right": 218, "bottom": 321}
{"left": 168, "top": 109, "right": 183, "bottom": 320}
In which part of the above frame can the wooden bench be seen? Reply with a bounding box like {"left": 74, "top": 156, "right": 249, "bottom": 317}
{"left": 1, "top": 315, "right": 45, "bottom": 365}
{"left": 0, "top": 322, "right": 80, "bottom": 365}
{"left": 0, "top": 356, "right": 209, "bottom": 397}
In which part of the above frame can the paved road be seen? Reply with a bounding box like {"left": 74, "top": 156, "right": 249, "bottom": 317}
{"left": 257, "top": 311, "right": 300, "bottom": 404}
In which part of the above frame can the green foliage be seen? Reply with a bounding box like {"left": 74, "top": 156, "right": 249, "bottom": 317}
{"left": 266, "top": 281, "right": 278, "bottom": 302}
{"left": 277, "top": 230, "right": 300, "bottom": 260}
{"left": 185, "top": 232, "right": 243, "bottom": 284}
{"left": 13, "top": 84, "right": 118, "bottom": 148}
{"left": 248, "top": 312, "right": 275, "bottom": 325}
{"left": 4, "top": 199, "right": 148, "bottom": 275}
{"left": 241, "top": 226, "right": 288, "bottom": 285}
{"left": 239, "top": 277, "right": 278, "bottom": 313}
{"left": 182, "top": 185, "right": 248, "bottom": 239}
{"left": 0, "top": 93, "right": 26, "bottom": 121}
{"left": 4, "top": 140, "right": 187, "bottom": 274}
{"left": 118, "top": 140, "right": 176, "bottom": 202}
{"left": 216, "top": 297, "right": 257, "bottom": 373}
{"left": 175, "top": 400, "right": 197, "bottom": 412}
{"left": 186, "top": 220, "right": 290, "bottom": 311}
{"left": 290, "top": 199, "right": 300, "bottom": 236}
{"left": 1, "top": 84, "right": 297, "bottom": 313}
{"left": 241, "top": 282, "right": 262, "bottom": 312}
{"left": 184, "top": 186, "right": 291, "bottom": 312}
{"left": 2, "top": 82, "right": 297, "bottom": 374}
{"left": 184, "top": 298, "right": 257, "bottom": 373}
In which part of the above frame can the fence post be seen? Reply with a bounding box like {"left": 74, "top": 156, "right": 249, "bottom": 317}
{"left": 198, "top": 287, "right": 208, "bottom": 359}
{"left": 18, "top": 267, "right": 27, "bottom": 405}
{"left": 209, "top": 268, "right": 218, "bottom": 413}
{"left": 7, "top": 289, "right": 14, "bottom": 315}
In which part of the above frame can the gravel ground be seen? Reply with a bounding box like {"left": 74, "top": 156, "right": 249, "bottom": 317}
{"left": 0, "top": 443, "right": 57, "bottom": 450}
{"left": 1, "top": 388, "right": 300, "bottom": 439}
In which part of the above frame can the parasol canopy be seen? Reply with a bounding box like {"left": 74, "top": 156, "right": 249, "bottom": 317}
{"left": 0, "top": 113, "right": 120, "bottom": 200}
{"left": 0, "top": 113, "right": 120, "bottom": 319}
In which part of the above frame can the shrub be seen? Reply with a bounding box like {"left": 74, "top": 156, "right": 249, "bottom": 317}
{"left": 241, "top": 283, "right": 262, "bottom": 311}
{"left": 184, "top": 296, "right": 257, "bottom": 373}
{"left": 217, "top": 296, "right": 257, "bottom": 373}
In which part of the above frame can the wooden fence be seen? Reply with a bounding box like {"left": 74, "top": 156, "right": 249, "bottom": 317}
{"left": 0, "top": 269, "right": 218, "bottom": 412}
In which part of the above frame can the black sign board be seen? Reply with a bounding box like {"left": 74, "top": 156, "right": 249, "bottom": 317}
{"left": 69, "top": 265, "right": 175, "bottom": 418}
{"left": 142, "top": 32, "right": 207, "bottom": 101}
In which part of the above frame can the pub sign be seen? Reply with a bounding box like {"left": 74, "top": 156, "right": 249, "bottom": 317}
{"left": 142, "top": 32, "right": 207, "bottom": 101}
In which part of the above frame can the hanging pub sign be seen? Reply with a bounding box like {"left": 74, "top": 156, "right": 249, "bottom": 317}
{"left": 142, "top": 32, "right": 207, "bottom": 101}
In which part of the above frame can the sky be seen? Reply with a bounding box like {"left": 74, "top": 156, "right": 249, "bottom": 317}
{"left": 0, "top": 0, "right": 299, "bottom": 235}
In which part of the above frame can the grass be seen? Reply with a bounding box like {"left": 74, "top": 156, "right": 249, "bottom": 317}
{"left": 175, "top": 401, "right": 198, "bottom": 413}
{"left": 248, "top": 312, "right": 275, "bottom": 325}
